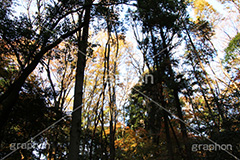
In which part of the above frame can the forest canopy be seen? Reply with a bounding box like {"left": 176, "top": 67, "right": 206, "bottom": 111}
{"left": 0, "top": 0, "right": 239, "bottom": 159}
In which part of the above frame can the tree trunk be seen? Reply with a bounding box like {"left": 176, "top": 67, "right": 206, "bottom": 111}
{"left": 68, "top": 1, "right": 92, "bottom": 159}
{"left": 164, "top": 113, "right": 174, "bottom": 160}
{"left": 160, "top": 26, "right": 192, "bottom": 160}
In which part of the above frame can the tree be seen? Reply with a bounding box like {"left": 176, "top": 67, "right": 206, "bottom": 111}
{"left": 128, "top": 0, "right": 192, "bottom": 159}
{"left": 0, "top": 74, "right": 57, "bottom": 159}
{"left": 224, "top": 33, "right": 240, "bottom": 82}
{"left": 40, "top": 41, "right": 77, "bottom": 159}
{"left": 0, "top": 0, "right": 85, "bottom": 131}
{"left": 68, "top": 0, "right": 93, "bottom": 159}
{"left": 1, "top": 0, "right": 240, "bottom": 159}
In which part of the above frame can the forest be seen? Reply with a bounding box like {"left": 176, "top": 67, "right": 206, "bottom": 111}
{"left": 0, "top": 0, "right": 239, "bottom": 159}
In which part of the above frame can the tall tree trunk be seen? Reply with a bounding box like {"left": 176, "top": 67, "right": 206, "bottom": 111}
{"left": 172, "top": 89, "right": 192, "bottom": 160}
{"left": 68, "top": 1, "right": 92, "bottom": 159}
{"left": 168, "top": 117, "right": 185, "bottom": 159}
{"left": 164, "top": 113, "right": 174, "bottom": 160}
{"left": 160, "top": 26, "right": 192, "bottom": 160}
{"left": 109, "top": 24, "right": 119, "bottom": 160}
{"left": 106, "top": 43, "right": 115, "bottom": 160}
